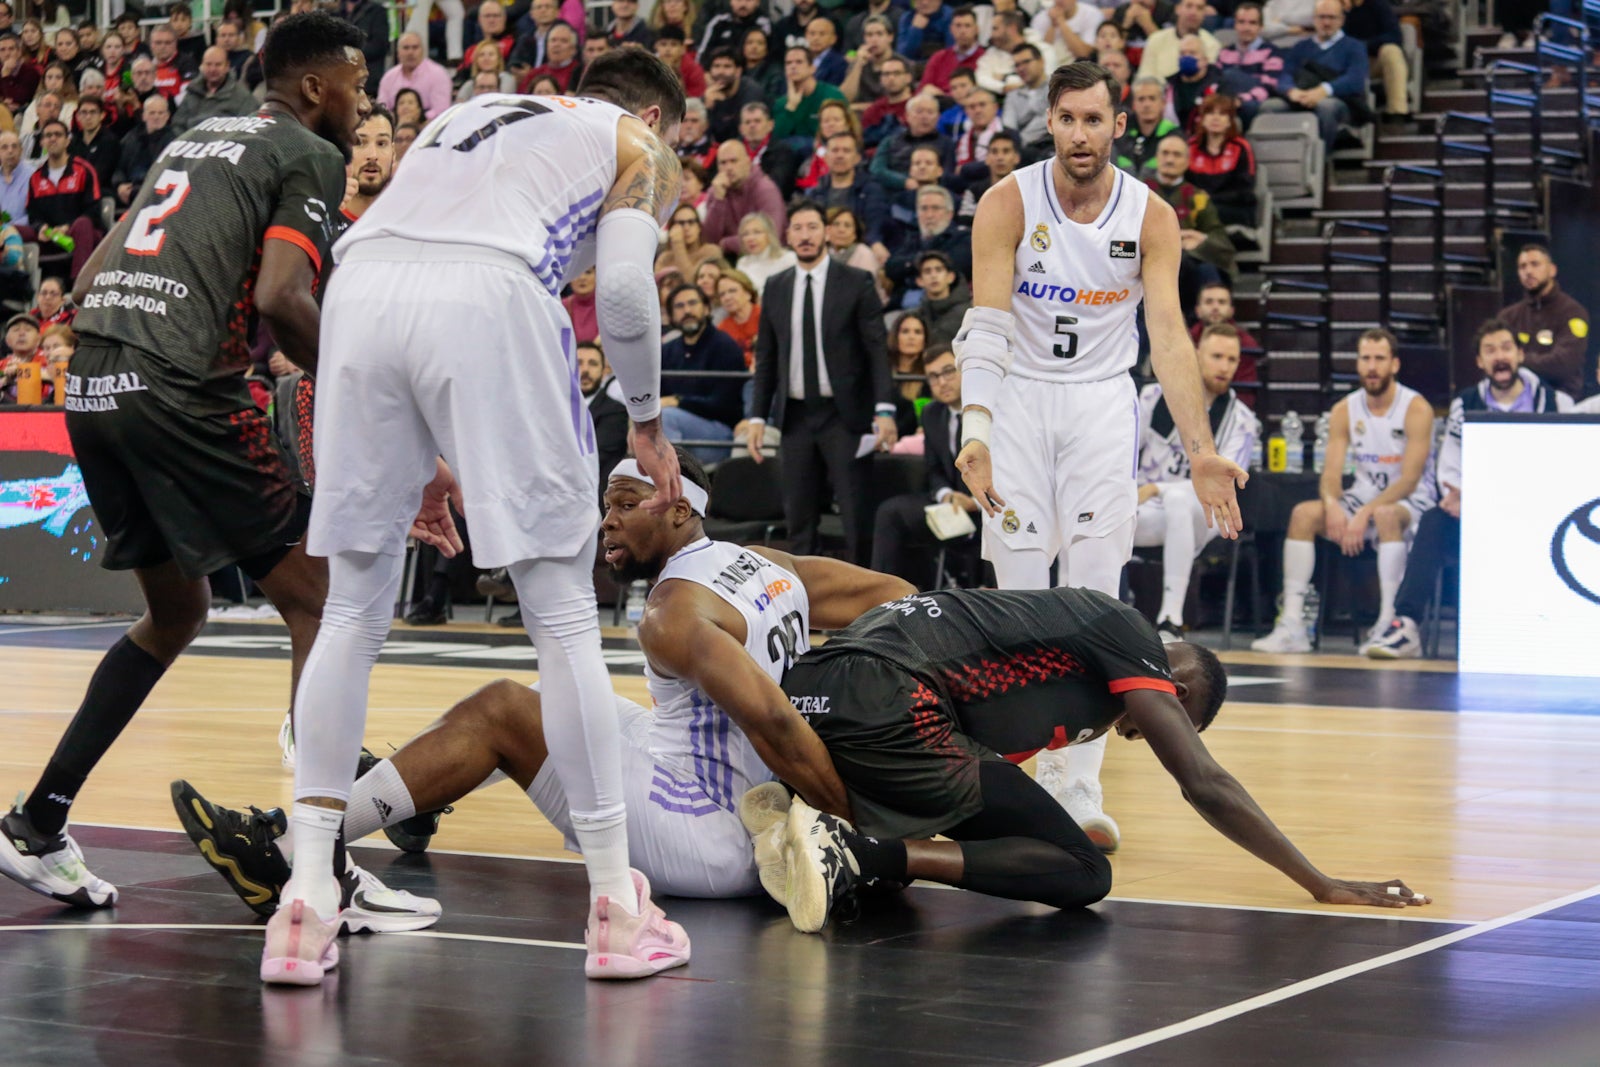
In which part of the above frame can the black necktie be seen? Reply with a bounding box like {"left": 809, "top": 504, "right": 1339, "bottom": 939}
{"left": 951, "top": 411, "right": 961, "bottom": 458}
{"left": 802, "top": 273, "right": 820, "bottom": 401}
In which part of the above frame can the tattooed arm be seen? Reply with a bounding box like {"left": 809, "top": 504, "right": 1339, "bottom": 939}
{"left": 605, "top": 115, "right": 684, "bottom": 225}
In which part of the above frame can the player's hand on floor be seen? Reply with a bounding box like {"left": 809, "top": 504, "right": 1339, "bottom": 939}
{"left": 956, "top": 441, "right": 1004, "bottom": 516}
{"left": 412, "top": 460, "right": 465, "bottom": 558}
{"left": 630, "top": 418, "right": 683, "bottom": 515}
{"left": 1190, "top": 452, "right": 1247, "bottom": 538}
{"left": 1315, "top": 878, "right": 1430, "bottom": 908}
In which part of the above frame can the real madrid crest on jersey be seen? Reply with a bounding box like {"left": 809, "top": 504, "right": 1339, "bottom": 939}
{"left": 1002, "top": 509, "right": 1021, "bottom": 533}
{"left": 1030, "top": 223, "right": 1050, "bottom": 252}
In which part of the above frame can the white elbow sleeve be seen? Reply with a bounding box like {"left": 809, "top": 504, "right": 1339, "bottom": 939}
{"left": 595, "top": 207, "right": 665, "bottom": 423}
{"left": 953, "top": 306, "right": 1015, "bottom": 418}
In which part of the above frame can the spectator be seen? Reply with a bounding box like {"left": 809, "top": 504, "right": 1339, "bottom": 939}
{"left": 812, "top": 133, "right": 889, "bottom": 255}
{"left": 21, "top": 93, "right": 64, "bottom": 162}
{"left": 1261, "top": 0, "right": 1370, "bottom": 152}
{"left": 38, "top": 321, "right": 74, "bottom": 402}
{"left": 704, "top": 138, "right": 788, "bottom": 256}
{"left": 1366, "top": 319, "right": 1572, "bottom": 659}
{"left": 1035, "top": 0, "right": 1106, "bottom": 61}
{"left": 1145, "top": 133, "right": 1235, "bottom": 308}
{"left": 1137, "top": 0, "right": 1221, "bottom": 80}
{"left": 16, "top": 19, "right": 45, "bottom": 66}
{"left": 578, "top": 340, "right": 629, "bottom": 484}
{"left": 886, "top": 184, "right": 972, "bottom": 303}
{"left": 653, "top": 26, "right": 707, "bottom": 98}
{"left": 773, "top": 45, "right": 846, "bottom": 142}
{"left": 111, "top": 13, "right": 148, "bottom": 60}
{"left": 660, "top": 283, "right": 747, "bottom": 461}
{"left": 774, "top": 0, "right": 826, "bottom": 52}
{"left": 0, "top": 310, "right": 39, "bottom": 402}
{"left": 846, "top": 0, "right": 901, "bottom": 52}
{"left": 0, "top": 33, "right": 38, "bottom": 115}
{"left": 607, "top": 0, "right": 656, "bottom": 49}
{"left": 148, "top": 24, "right": 196, "bottom": 101}
{"left": 214, "top": 20, "right": 253, "bottom": 76}
{"left": 804, "top": 16, "right": 848, "bottom": 87}
{"left": 976, "top": 10, "right": 1055, "bottom": 95}
{"left": 1111, "top": 0, "right": 1174, "bottom": 51}
{"left": 1100, "top": 49, "right": 1135, "bottom": 108}
{"left": 648, "top": 0, "right": 697, "bottom": 37}
{"left": 1094, "top": 19, "right": 1129, "bottom": 59}
{"left": 735, "top": 211, "right": 800, "bottom": 295}
{"left": 1168, "top": 35, "right": 1223, "bottom": 129}
{"left": 739, "top": 102, "right": 800, "bottom": 197}
{"left": 392, "top": 88, "right": 428, "bottom": 128}
{"left": 898, "top": 0, "right": 954, "bottom": 62}
{"left": 456, "top": 42, "right": 517, "bottom": 101}
{"left": 871, "top": 345, "right": 981, "bottom": 588}
{"left": 744, "top": 201, "right": 894, "bottom": 563}
{"left": 0, "top": 131, "right": 31, "bottom": 229}
{"left": 76, "top": 22, "right": 101, "bottom": 58}
{"left": 1342, "top": 0, "right": 1408, "bottom": 122}
{"left": 506, "top": 0, "right": 560, "bottom": 70}
{"left": 919, "top": 5, "right": 982, "bottom": 94}
{"left": 840, "top": 15, "right": 896, "bottom": 104}
{"left": 25, "top": 119, "right": 100, "bottom": 279}
{"left": 871, "top": 92, "right": 954, "bottom": 192}
{"left": 562, "top": 266, "right": 598, "bottom": 343}
{"left": 30, "top": 276, "right": 72, "bottom": 330}
{"left": 1003, "top": 44, "right": 1050, "bottom": 153}
{"left": 910, "top": 249, "right": 971, "bottom": 349}
{"left": 795, "top": 98, "right": 860, "bottom": 190}
{"left": 521, "top": 22, "right": 583, "bottom": 91}
{"left": 952, "top": 86, "right": 1003, "bottom": 168}
{"left": 91, "top": 32, "right": 127, "bottom": 101}
{"left": 698, "top": 0, "right": 765, "bottom": 60}
{"left": 887, "top": 312, "right": 929, "bottom": 433}
{"left": 583, "top": 35, "right": 612, "bottom": 67}
{"left": 861, "top": 52, "right": 916, "bottom": 149}
{"left": 1262, "top": 0, "right": 1315, "bottom": 45}
{"left": 1187, "top": 94, "right": 1258, "bottom": 227}
{"left": 694, "top": 257, "right": 729, "bottom": 315}
{"left": 1499, "top": 243, "right": 1590, "bottom": 398}
{"left": 20, "top": 64, "right": 79, "bottom": 144}
{"left": 886, "top": 143, "right": 948, "bottom": 252}
{"left": 379, "top": 32, "right": 453, "bottom": 119}
{"left": 824, "top": 205, "right": 887, "bottom": 302}
{"left": 393, "top": 121, "right": 422, "bottom": 162}
{"left": 715, "top": 267, "right": 762, "bottom": 369}
{"left": 1115, "top": 75, "right": 1178, "bottom": 175}
{"left": 462, "top": 1, "right": 515, "bottom": 73}
{"left": 949, "top": 127, "right": 1021, "bottom": 221}
{"left": 482, "top": 69, "right": 520, "bottom": 95}
{"left": 52, "top": 27, "right": 90, "bottom": 81}
{"left": 1215, "top": 1, "right": 1283, "bottom": 124}
{"left": 114, "top": 94, "right": 174, "bottom": 206}
{"left": 171, "top": 47, "right": 256, "bottom": 134}
{"left": 109, "top": 57, "right": 161, "bottom": 137}
{"left": 678, "top": 157, "right": 710, "bottom": 213}
{"left": 1190, "top": 281, "right": 1261, "bottom": 401}
{"left": 676, "top": 98, "right": 717, "bottom": 169}
{"left": 703, "top": 47, "right": 762, "bottom": 142}
{"left": 740, "top": 27, "right": 786, "bottom": 100}
{"left": 67, "top": 97, "right": 117, "bottom": 194}
{"left": 663, "top": 202, "right": 726, "bottom": 278}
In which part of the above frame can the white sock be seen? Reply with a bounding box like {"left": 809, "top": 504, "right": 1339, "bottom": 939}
{"left": 1376, "top": 541, "right": 1406, "bottom": 631}
{"left": 344, "top": 758, "right": 417, "bottom": 842}
{"left": 283, "top": 803, "right": 343, "bottom": 921}
{"left": 1281, "top": 539, "right": 1315, "bottom": 624}
{"left": 570, "top": 808, "right": 637, "bottom": 912}
{"left": 1064, "top": 732, "right": 1107, "bottom": 791}
{"left": 1159, "top": 522, "right": 1195, "bottom": 628}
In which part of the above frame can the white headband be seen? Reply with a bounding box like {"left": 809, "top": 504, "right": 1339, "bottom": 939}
{"left": 610, "top": 459, "right": 709, "bottom": 517}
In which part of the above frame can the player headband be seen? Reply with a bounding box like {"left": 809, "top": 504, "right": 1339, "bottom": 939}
{"left": 609, "top": 459, "right": 709, "bottom": 517}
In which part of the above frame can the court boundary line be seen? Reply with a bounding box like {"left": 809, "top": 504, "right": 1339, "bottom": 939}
{"left": 1036, "top": 880, "right": 1600, "bottom": 1067}
{"left": 0, "top": 921, "right": 585, "bottom": 952}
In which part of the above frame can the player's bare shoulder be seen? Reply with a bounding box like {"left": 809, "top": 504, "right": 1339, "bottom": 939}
{"left": 1139, "top": 191, "right": 1180, "bottom": 241}
{"left": 974, "top": 173, "right": 1025, "bottom": 240}
{"left": 605, "top": 115, "right": 682, "bottom": 224}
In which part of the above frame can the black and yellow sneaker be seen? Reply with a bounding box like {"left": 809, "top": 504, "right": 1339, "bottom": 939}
{"left": 356, "top": 748, "right": 451, "bottom": 854}
{"left": 170, "top": 780, "right": 289, "bottom": 917}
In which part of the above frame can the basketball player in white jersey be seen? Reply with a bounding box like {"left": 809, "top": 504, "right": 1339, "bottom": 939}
{"left": 174, "top": 449, "right": 912, "bottom": 907}
{"left": 1253, "top": 328, "right": 1437, "bottom": 654}
{"left": 1134, "top": 324, "right": 1260, "bottom": 641}
{"left": 951, "top": 62, "right": 1248, "bottom": 851}
{"left": 267, "top": 48, "right": 694, "bottom": 984}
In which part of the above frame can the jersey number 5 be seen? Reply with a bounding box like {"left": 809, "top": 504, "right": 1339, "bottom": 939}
{"left": 124, "top": 169, "right": 192, "bottom": 257}
{"left": 1052, "top": 314, "right": 1080, "bottom": 360}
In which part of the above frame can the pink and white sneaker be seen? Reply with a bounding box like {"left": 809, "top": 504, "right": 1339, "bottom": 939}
{"left": 584, "top": 869, "right": 690, "bottom": 980}
{"left": 261, "top": 898, "right": 341, "bottom": 986}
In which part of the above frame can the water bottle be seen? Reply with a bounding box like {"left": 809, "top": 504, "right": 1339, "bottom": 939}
{"left": 1312, "top": 412, "right": 1330, "bottom": 473}
{"left": 1251, "top": 433, "right": 1264, "bottom": 471}
{"left": 1281, "top": 411, "right": 1304, "bottom": 474}
{"left": 626, "top": 580, "right": 649, "bottom": 624}
{"left": 1302, "top": 586, "right": 1320, "bottom": 644}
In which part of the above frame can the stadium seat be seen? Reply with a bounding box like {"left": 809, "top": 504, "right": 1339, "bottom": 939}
{"left": 1249, "top": 111, "right": 1324, "bottom": 210}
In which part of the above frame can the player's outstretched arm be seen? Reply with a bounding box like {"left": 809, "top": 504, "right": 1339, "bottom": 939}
{"left": 598, "top": 117, "right": 685, "bottom": 513}
{"left": 953, "top": 177, "right": 1024, "bottom": 517}
{"left": 1123, "top": 689, "right": 1430, "bottom": 909}
{"left": 1141, "top": 199, "right": 1247, "bottom": 538}
{"left": 640, "top": 582, "right": 852, "bottom": 819}
{"left": 750, "top": 546, "right": 915, "bottom": 629}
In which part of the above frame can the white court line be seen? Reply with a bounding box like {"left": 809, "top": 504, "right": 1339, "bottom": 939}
{"left": 1037, "top": 880, "right": 1600, "bottom": 1067}
{"left": 0, "top": 921, "right": 585, "bottom": 952}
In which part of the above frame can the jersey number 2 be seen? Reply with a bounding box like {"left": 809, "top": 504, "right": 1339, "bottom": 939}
{"left": 1052, "top": 314, "right": 1080, "bottom": 360}
{"left": 124, "top": 169, "right": 192, "bottom": 257}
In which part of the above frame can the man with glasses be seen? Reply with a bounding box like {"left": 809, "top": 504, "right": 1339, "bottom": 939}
{"left": 1003, "top": 44, "right": 1050, "bottom": 153}
{"left": 861, "top": 52, "right": 915, "bottom": 148}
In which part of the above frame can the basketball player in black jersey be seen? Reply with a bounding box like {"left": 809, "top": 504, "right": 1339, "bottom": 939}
{"left": 744, "top": 588, "right": 1431, "bottom": 932}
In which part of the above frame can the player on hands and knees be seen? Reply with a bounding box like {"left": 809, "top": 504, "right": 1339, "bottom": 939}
{"left": 277, "top": 45, "right": 695, "bottom": 983}
{"left": 1252, "top": 329, "right": 1437, "bottom": 654}
{"left": 0, "top": 13, "right": 447, "bottom": 935}
{"left": 951, "top": 62, "right": 1248, "bottom": 852}
{"left": 741, "top": 586, "right": 1430, "bottom": 933}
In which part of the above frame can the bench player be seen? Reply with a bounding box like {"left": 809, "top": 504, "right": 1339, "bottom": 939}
{"left": 1252, "top": 328, "right": 1437, "bottom": 653}
{"left": 1133, "top": 323, "right": 1260, "bottom": 640}
{"left": 0, "top": 14, "right": 447, "bottom": 932}
{"left": 950, "top": 61, "right": 1248, "bottom": 850}
{"left": 272, "top": 48, "right": 699, "bottom": 984}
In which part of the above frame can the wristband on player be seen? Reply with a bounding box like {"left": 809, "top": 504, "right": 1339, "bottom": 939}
{"left": 960, "top": 407, "right": 992, "bottom": 449}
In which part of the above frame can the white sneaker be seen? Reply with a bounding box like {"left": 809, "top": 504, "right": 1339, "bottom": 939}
{"left": 339, "top": 864, "right": 442, "bottom": 934}
{"left": 278, "top": 712, "right": 295, "bottom": 769}
{"left": 738, "top": 782, "right": 793, "bottom": 907}
{"left": 1054, "top": 778, "right": 1120, "bottom": 853}
{"left": 0, "top": 806, "right": 118, "bottom": 908}
{"left": 1365, "top": 616, "right": 1422, "bottom": 659}
{"left": 1251, "top": 620, "right": 1312, "bottom": 653}
{"left": 261, "top": 897, "right": 340, "bottom": 986}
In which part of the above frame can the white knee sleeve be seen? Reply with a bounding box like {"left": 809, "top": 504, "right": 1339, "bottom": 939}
{"left": 1063, "top": 518, "right": 1134, "bottom": 597}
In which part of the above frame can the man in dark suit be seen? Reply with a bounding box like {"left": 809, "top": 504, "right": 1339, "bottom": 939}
{"left": 579, "top": 340, "right": 629, "bottom": 488}
{"left": 870, "top": 346, "right": 982, "bottom": 589}
{"left": 744, "top": 200, "right": 896, "bottom": 563}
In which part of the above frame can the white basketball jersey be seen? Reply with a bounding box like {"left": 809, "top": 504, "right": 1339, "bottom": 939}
{"left": 1009, "top": 161, "right": 1150, "bottom": 383}
{"left": 1136, "top": 383, "right": 1259, "bottom": 484}
{"left": 644, "top": 539, "right": 810, "bottom": 812}
{"left": 1346, "top": 383, "right": 1431, "bottom": 501}
{"left": 336, "top": 94, "right": 626, "bottom": 295}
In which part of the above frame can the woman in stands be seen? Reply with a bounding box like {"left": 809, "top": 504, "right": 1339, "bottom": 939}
{"left": 392, "top": 87, "right": 427, "bottom": 127}
{"left": 1186, "top": 93, "right": 1258, "bottom": 229}
{"left": 824, "top": 205, "right": 886, "bottom": 303}
{"left": 650, "top": 0, "right": 697, "bottom": 35}
{"left": 735, "top": 211, "right": 798, "bottom": 296}
{"left": 796, "top": 99, "right": 862, "bottom": 192}
{"left": 715, "top": 268, "right": 761, "bottom": 371}
{"left": 454, "top": 40, "right": 515, "bottom": 101}
{"left": 695, "top": 256, "right": 732, "bottom": 323}
{"left": 20, "top": 19, "right": 52, "bottom": 69}
{"left": 21, "top": 63, "right": 76, "bottom": 143}
{"left": 740, "top": 28, "right": 785, "bottom": 101}
{"left": 888, "top": 312, "right": 930, "bottom": 437}
{"left": 662, "top": 202, "right": 725, "bottom": 280}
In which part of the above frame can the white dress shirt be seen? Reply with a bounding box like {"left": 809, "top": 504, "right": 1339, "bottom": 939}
{"left": 788, "top": 256, "right": 835, "bottom": 401}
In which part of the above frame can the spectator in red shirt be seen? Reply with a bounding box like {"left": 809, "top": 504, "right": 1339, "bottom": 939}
{"left": 148, "top": 24, "right": 195, "bottom": 101}
{"left": 703, "top": 139, "right": 787, "bottom": 256}
{"left": 1189, "top": 281, "right": 1259, "bottom": 403}
{"left": 29, "top": 275, "right": 73, "bottom": 330}
{"left": 519, "top": 21, "right": 582, "bottom": 92}
{"left": 1185, "top": 93, "right": 1258, "bottom": 228}
{"left": 653, "top": 26, "right": 706, "bottom": 97}
{"left": 0, "top": 32, "right": 39, "bottom": 114}
{"left": 562, "top": 267, "right": 598, "bottom": 343}
{"left": 459, "top": 0, "right": 514, "bottom": 79}
{"left": 25, "top": 119, "right": 101, "bottom": 279}
{"left": 918, "top": 5, "right": 982, "bottom": 94}
{"left": 862, "top": 52, "right": 914, "bottom": 148}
